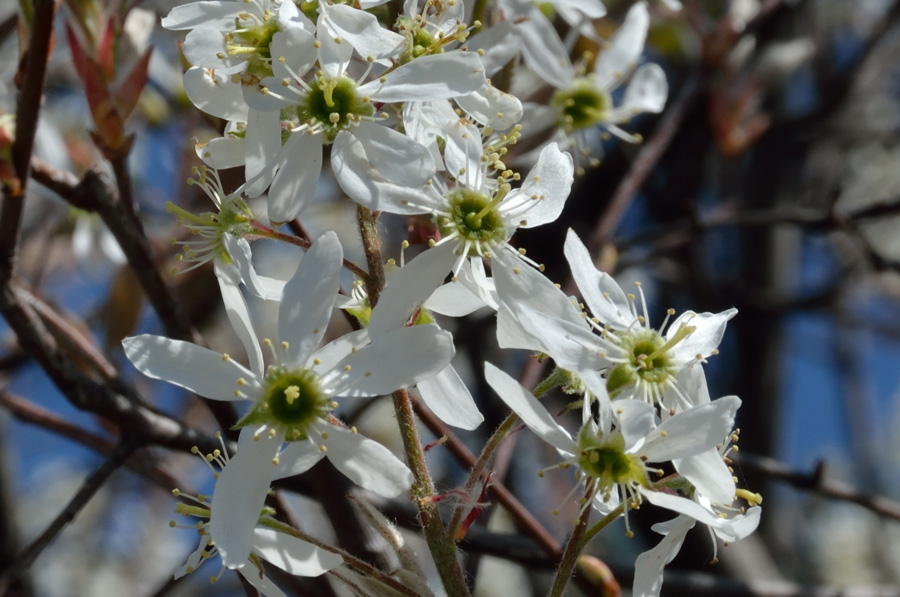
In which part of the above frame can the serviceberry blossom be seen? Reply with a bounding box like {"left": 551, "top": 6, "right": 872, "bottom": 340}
{"left": 521, "top": 1, "right": 668, "bottom": 172}
{"left": 336, "top": 118, "right": 574, "bottom": 279}
{"left": 170, "top": 434, "right": 342, "bottom": 595}
{"left": 484, "top": 363, "right": 741, "bottom": 531}
{"left": 495, "top": 229, "right": 736, "bottom": 410}
{"left": 125, "top": 231, "right": 456, "bottom": 564}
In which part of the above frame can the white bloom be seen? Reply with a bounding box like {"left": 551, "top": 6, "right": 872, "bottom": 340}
{"left": 518, "top": 1, "right": 668, "bottom": 171}
{"left": 495, "top": 229, "right": 736, "bottom": 410}
{"left": 171, "top": 434, "right": 342, "bottom": 593}
{"left": 484, "top": 363, "right": 742, "bottom": 524}
{"left": 336, "top": 118, "right": 574, "bottom": 278}
{"left": 125, "top": 231, "right": 456, "bottom": 563}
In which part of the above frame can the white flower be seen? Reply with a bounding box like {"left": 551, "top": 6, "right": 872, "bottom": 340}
{"left": 335, "top": 118, "right": 574, "bottom": 279}
{"left": 484, "top": 363, "right": 742, "bottom": 525}
{"left": 495, "top": 229, "right": 736, "bottom": 410}
{"left": 170, "top": 434, "right": 343, "bottom": 594}
{"left": 518, "top": 1, "right": 668, "bottom": 171}
{"left": 124, "top": 231, "right": 456, "bottom": 563}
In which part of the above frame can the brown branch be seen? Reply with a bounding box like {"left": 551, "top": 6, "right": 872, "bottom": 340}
{"left": 0, "top": 441, "right": 136, "bottom": 594}
{"left": 734, "top": 452, "right": 900, "bottom": 522}
{"left": 0, "top": 0, "right": 56, "bottom": 277}
{"left": 0, "top": 390, "right": 181, "bottom": 491}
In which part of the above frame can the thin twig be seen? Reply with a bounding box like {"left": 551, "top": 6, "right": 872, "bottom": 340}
{"left": 734, "top": 453, "right": 900, "bottom": 521}
{"left": 0, "top": 441, "right": 136, "bottom": 594}
{"left": 0, "top": 0, "right": 56, "bottom": 277}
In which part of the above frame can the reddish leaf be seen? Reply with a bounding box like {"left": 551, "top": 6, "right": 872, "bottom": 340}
{"left": 98, "top": 16, "right": 116, "bottom": 81}
{"left": 65, "top": 22, "right": 88, "bottom": 82}
{"left": 114, "top": 45, "right": 152, "bottom": 119}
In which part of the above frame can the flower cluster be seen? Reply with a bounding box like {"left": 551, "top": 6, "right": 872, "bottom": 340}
{"left": 122, "top": 1, "right": 761, "bottom": 595}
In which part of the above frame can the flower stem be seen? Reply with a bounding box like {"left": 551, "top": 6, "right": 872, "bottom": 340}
{"left": 259, "top": 518, "right": 421, "bottom": 597}
{"left": 580, "top": 503, "right": 624, "bottom": 548}
{"left": 548, "top": 485, "right": 596, "bottom": 597}
{"left": 448, "top": 411, "right": 519, "bottom": 536}
{"left": 356, "top": 205, "right": 470, "bottom": 596}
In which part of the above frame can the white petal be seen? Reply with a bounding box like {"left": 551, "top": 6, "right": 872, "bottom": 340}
{"left": 332, "top": 131, "right": 438, "bottom": 214}
{"left": 563, "top": 229, "right": 635, "bottom": 329}
{"left": 668, "top": 308, "right": 737, "bottom": 364}
{"left": 273, "top": 439, "right": 327, "bottom": 479}
{"left": 211, "top": 430, "right": 282, "bottom": 568}
{"left": 443, "top": 120, "right": 485, "bottom": 190}
{"left": 183, "top": 67, "right": 247, "bottom": 121}
{"left": 425, "top": 280, "right": 487, "bottom": 317}
{"left": 279, "top": 232, "right": 343, "bottom": 367}
{"left": 632, "top": 515, "right": 694, "bottom": 597}
{"left": 493, "top": 255, "right": 585, "bottom": 327}
{"left": 417, "top": 366, "right": 484, "bottom": 430}
{"left": 122, "top": 335, "right": 260, "bottom": 400}
{"left": 607, "top": 63, "right": 668, "bottom": 123}
{"left": 320, "top": 3, "right": 405, "bottom": 59}
{"left": 239, "top": 568, "right": 289, "bottom": 597}
{"left": 614, "top": 399, "right": 657, "bottom": 450}
{"left": 271, "top": 27, "right": 317, "bottom": 81}
{"left": 268, "top": 132, "right": 323, "bottom": 224}
{"left": 465, "top": 22, "right": 522, "bottom": 77}
{"left": 455, "top": 81, "right": 524, "bottom": 129}
{"left": 316, "top": 12, "right": 353, "bottom": 78}
{"left": 214, "top": 261, "right": 264, "bottom": 377}
{"left": 501, "top": 143, "right": 573, "bottom": 229}
{"left": 245, "top": 109, "right": 282, "bottom": 190}
{"left": 640, "top": 396, "right": 741, "bottom": 462}
{"left": 326, "top": 324, "right": 454, "bottom": 397}
{"left": 673, "top": 449, "right": 736, "bottom": 505}
{"left": 224, "top": 235, "right": 285, "bottom": 301}
{"left": 310, "top": 329, "right": 370, "bottom": 376}
{"left": 183, "top": 28, "right": 231, "bottom": 69}
{"left": 353, "top": 122, "right": 435, "bottom": 187}
{"left": 358, "top": 52, "right": 486, "bottom": 102}
{"left": 517, "top": 9, "right": 573, "bottom": 88}
{"left": 324, "top": 424, "right": 413, "bottom": 498}
{"left": 369, "top": 243, "right": 456, "bottom": 338}
{"left": 484, "top": 362, "right": 577, "bottom": 454}
{"left": 552, "top": 0, "right": 607, "bottom": 19}
{"left": 197, "top": 136, "right": 246, "bottom": 170}
{"left": 641, "top": 491, "right": 758, "bottom": 540}
{"left": 509, "top": 308, "right": 607, "bottom": 373}
{"left": 252, "top": 528, "right": 343, "bottom": 576}
{"left": 593, "top": 1, "right": 648, "bottom": 91}
{"left": 162, "top": 1, "right": 244, "bottom": 30}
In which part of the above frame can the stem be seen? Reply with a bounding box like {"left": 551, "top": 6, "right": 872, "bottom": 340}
{"left": 260, "top": 518, "right": 421, "bottom": 597}
{"left": 354, "top": 204, "right": 469, "bottom": 595}
{"left": 448, "top": 411, "right": 518, "bottom": 536}
{"left": 580, "top": 502, "right": 624, "bottom": 548}
{"left": 470, "top": 0, "right": 488, "bottom": 34}
{"left": 547, "top": 485, "right": 596, "bottom": 597}
{"left": 251, "top": 220, "right": 370, "bottom": 282}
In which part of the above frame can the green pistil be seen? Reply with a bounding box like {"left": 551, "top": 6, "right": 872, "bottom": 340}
{"left": 297, "top": 76, "right": 374, "bottom": 142}
{"left": 552, "top": 78, "right": 612, "bottom": 131}
{"left": 606, "top": 325, "right": 693, "bottom": 398}
{"left": 224, "top": 17, "right": 279, "bottom": 77}
{"left": 440, "top": 188, "right": 507, "bottom": 253}
{"left": 576, "top": 426, "right": 646, "bottom": 493}
{"left": 236, "top": 367, "right": 331, "bottom": 441}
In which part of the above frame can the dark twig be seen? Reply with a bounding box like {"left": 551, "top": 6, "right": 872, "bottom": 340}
{"left": 0, "top": 0, "right": 56, "bottom": 278}
{"left": 0, "top": 441, "right": 136, "bottom": 594}
{"left": 0, "top": 391, "right": 181, "bottom": 491}
{"left": 734, "top": 453, "right": 900, "bottom": 522}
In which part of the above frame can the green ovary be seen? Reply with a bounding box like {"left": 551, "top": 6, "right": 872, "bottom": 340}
{"left": 439, "top": 189, "right": 506, "bottom": 253}
{"left": 297, "top": 77, "right": 374, "bottom": 142}
{"left": 250, "top": 367, "right": 330, "bottom": 440}
{"left": 606, "top": 330, "right": 674, "bottom": 397}
{"left": 552, "top": 79, "right": 611, "bottom": 131}
{"left": 576, "top": 426, "right": 646, "bottom": 491}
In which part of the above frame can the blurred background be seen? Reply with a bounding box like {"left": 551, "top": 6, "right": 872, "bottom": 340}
{"left": 2, "top": 0, "right": 900, "bottom": 595}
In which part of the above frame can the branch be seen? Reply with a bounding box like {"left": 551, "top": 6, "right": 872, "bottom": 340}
{"left": 0, "top": 0, "right": 56, "bottom": 277}
{"left": 734, "top": 452, "right": 900, "bottom": 521}
{"left": 0, "top": 441, "right": 136, "bottom": 594}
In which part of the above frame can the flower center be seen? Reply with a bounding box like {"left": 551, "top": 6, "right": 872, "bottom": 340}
{"left": 224, "top": 16, "right": 279, "bottom": 77}
{"left": 551, "top": 78, "right": 612, "bottom": 131}
{"left": 439, "top": 188, "right": 507, "bottom": 254}
{"left": 296, "top": 76, "right": 374, "bottom": 142}
{"left": 605, "top": 328, "right": 686, "bottom": 398}
{"left": 237, "top": 367, "right": 332, "bottom": 440}
{"left": 576, "top": 426, "right": 646, "bottom": 494}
